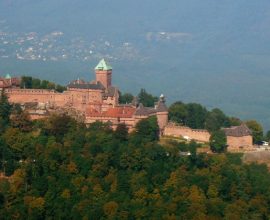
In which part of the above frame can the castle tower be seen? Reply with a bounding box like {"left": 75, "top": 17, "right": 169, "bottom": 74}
{"left": 156, "top": 94, "right": 169, "bottom": 133}
{"left": 95, "top": 59, "right": 112, "bottom": 89}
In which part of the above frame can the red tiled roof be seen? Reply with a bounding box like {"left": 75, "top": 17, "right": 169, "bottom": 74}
{"left": 86, "top": 106, "right": 136, "bottom": 118}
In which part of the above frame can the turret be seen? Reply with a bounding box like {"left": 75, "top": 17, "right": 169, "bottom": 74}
{"left": 95, "top": 59, "right": 112, "bottom": 89}
{"left": 156, "top": 94, "right": 169, "bottom": 132}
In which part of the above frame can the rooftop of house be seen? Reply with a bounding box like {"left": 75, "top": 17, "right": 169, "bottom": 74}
{"left": 134, "top": 103, "right": 157, "bottom": 116}
{"left": 223, "top": 124, "right": 252, "bottom": 137}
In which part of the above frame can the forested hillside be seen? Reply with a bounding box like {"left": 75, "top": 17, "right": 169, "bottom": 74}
{"left": 1, "top": 91, "right": 270, "bottom": 219}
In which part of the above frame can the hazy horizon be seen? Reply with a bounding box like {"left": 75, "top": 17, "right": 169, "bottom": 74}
{"left": 1, "top": 0, "right": 270, "bottom": 130}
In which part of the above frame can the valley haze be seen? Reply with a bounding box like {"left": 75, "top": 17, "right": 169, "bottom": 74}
{"left": 1, "top": 0, "right": 270, "bottom": 129}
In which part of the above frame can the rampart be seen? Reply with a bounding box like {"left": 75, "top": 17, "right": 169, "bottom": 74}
{"left": 164, "top": 122, "right": 210, "bottom": 142}
{"left": 5, "top": 88, "right": 58, "bottom": 104}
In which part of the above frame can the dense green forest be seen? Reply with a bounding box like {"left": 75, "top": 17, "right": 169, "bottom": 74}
{"left": 1, "top": 91, "right": 270, "bottom": 219}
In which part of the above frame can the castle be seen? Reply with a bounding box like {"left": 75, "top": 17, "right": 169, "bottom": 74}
{"left": 1, "top": 59, "right": 253, "bottom": 151}
{"left": 1, "top": 59, "right": 169, "bottom": 132}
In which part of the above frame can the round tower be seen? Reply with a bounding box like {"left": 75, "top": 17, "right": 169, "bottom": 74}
{"left": 156, "top": 94, "right": 169, "bottom": 132}
{"left": 95, "top": 59, "right": 112, "bottom": 89}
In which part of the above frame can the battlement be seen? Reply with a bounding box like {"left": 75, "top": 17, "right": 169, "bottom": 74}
{"left": 165, "top": 122, "right": 210, "bottom": 133}
{"left": 5, "top": 88, "right": 57, "bottom": 94}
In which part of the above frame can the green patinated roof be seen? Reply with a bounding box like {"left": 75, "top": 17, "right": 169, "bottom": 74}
{"left": 95, "top": 59, "right": 112, "bottom": 71}
{"left": 5, "top": 74, "right": 11, "bottom": 79}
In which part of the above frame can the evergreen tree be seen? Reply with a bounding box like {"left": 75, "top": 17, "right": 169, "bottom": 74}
{"left": 114, "top": 123, "right": 128, "bottom": 141}
{"left": 169, "top": 101, "right": 188, "bottom": 125}
{"left": 138, "top": 89, "right": 158, "bottom": 107}
{"left": 20, "top": 76, "right": 32, "bottom": 88}
{"left": 133, "top": 116, "right": 159, "bottom": 142}
{"left": 20, "top": 76, "right": 66, "bottom": 92}
{"left": 186, "top": 103, "right": 208, "bottom": 129}
{"left": 0, "top": 90, "right": 12, "bottom": 131}
{"left": 246, "top": 120, "right": 264, "bottom": 144}
{"left": 205, "top": 108, "right": 231, "bottom": 132}
{"left": 210, "top": 130, "right": 227, "bottom": 153}
{"left": 265, "top": 130, "right": 270, "bottom": 142}
{"left": 119, "top": 92, "right": 134, "bottom": 104}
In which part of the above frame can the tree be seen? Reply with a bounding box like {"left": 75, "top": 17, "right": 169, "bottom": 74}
{"left": 88, "top": 121, "right": 113, "bottom": 134}
{"left": 168, "top": 101, "right": 188, "bottom": 124}
{"left": 265, "top": 130, "right": 270, "bottom": 142}
{"left": 187, "top": 185, "right": 207, "bottom": 219}
{"left": 20, "top": 76, "right": 32, "bottom": 88}
{"left": 32, "top": 78, "right": 41, "bottom": 89}
{"left": 210, "top": 130, "right": 227, "bottom": 153}
{"left": 133, "top": 116, "right": 159, "bottom": 142}
{"left": 41, "top": 80, "right": 49, "bottom": 89}
{"left": 43, "top": 114, "right": 77, "bottom": 142}
{"left": 10, "top": 105, "right": 32, "bottom": 132}
{"left": 205, "top": 108, "right": 230, "bottom": 132}
{"left": 137, "top": 89, "right": 158, "bottom": 107}
{"left": 0, "top": 90, "right": 12, "bottom": 130}
{"left": 114, "top": 123, "right": 128, "bottom": 141}
{"left": 20, "top": 76, "right": 66, "bottom": 92}
{"left": 56, "top": 85, "right": 66, "bottom": 93}
{"left": 189, "top": 141, "right": 198, "bottom": 163}
{"left": 119, "top": 92, "right": 134, "bottom": 104}
{"left": 229, "top": 117, "right": 242, "bottom": 126}
{"left": 186, "top": 103, "right": 208, "bottom": 129}
{"left": 103, "top": 201, "right": 119, "bottom": 217}
{"left": 245, "top": 120, "right": 263, "bottom": 144}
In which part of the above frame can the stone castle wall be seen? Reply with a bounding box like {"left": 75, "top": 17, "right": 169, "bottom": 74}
{"left": 6, "top": 89, "right": 57, "bottom": 104}
{"left": 5, "top": 88, "right": 105, "bottom": 113}
{"left": 85, "top": 116, "right": 136, "bottom": 131}
{"left": 164, "top": 123, "right": 210, "bottom": 142}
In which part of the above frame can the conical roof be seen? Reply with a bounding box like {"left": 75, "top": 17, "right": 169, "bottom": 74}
{"left": 156, "top": 94, "right": 168, "bottom": 112}
{"left": 95, "top": 59, "right": 112, "bottom": 71}
{"left": 156, "top": 101, "right": 168, "bottom": 112}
